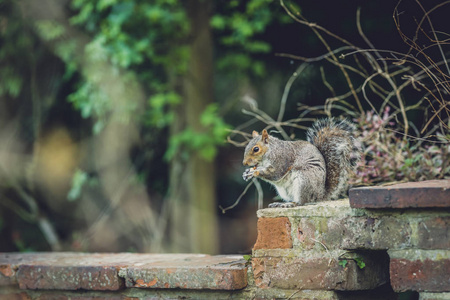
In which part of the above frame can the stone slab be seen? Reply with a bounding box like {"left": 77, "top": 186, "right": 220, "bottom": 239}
{"left": 389, "top": 250, "right": 450, "bottom": 292}
{"left": 0, "top": 253, "right": 247, "bottom": 291}
{"left": 349, "top": 180, "right": 450, "bottom": 209}
{"left": 252, "top": 250, "right": 389, "bottom": 291}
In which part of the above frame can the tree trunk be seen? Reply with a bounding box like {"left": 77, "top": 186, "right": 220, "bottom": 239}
{"left": 169, "top": 0, "right": 218, "bottom": 254}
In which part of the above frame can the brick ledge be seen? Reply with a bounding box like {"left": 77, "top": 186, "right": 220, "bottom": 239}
{"left": 0, "top": 253, "right": 247, "bottom": 291}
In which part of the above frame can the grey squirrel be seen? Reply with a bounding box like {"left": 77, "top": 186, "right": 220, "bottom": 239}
{"left": 242, "top": 118, "right": 361, "bottom": 207}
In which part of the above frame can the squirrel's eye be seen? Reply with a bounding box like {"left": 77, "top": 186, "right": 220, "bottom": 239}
{"left": 253, "top": 146, "right": 260, "bottom": 153}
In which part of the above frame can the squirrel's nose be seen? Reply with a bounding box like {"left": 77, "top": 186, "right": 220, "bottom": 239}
{"left": 243, "top": 159, "right": 249, "bottom": 166}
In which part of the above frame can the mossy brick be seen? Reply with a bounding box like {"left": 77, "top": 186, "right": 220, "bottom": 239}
{"left": 253, "top": 217, "right": 293, "bottom": 250}
{"left": 257, "top": 199, "right": 355, "bottom": 219}
{"left": 252, "top": 250, "right": 389, "bottom": 291}
{"left": 349, "top": 179, "right": 450, "bottom": 209}
{"left": 320, "top": 215, "right": 412, "bottom": 250}
{"left": 254, "top": 288, "right": 340, "bottom": 299}
{"left": 419, "top": 292, "right": 450, "bottom": 300}
{"left": 417, "top": 217, "right": 450, "bottom": 249}
{"left": 389, "top": 250, "right": 450, "bottom": 292}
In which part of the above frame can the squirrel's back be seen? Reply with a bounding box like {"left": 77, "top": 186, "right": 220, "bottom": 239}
{"left": 306, "top": 118, "right": 361, "bottom": 199}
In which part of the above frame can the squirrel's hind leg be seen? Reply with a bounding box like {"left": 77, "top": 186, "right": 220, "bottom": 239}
{"left": 268, "top": 176, "right": 305, "bottom": 208}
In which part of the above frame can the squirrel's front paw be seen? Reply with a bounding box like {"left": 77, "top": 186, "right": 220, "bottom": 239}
{"left": 243, "top": 168, "right": 256, "bottom": 181}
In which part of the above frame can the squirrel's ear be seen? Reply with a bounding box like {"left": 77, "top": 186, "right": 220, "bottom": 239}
{"left": 252, "top": 130, "right": 259, "bottom": 138}
{"left": 262, "top": 129, "right": 269, "bottom": 144}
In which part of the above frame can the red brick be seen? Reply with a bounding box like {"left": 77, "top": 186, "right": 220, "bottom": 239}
{"left": 349, "top": 180, "right": 450, "bottom": 209}
{"left": 390, "top": 253, "right": 450, "bottom": 292}
{"left": 253, "top": 217, "right": 293, "bottom": 250}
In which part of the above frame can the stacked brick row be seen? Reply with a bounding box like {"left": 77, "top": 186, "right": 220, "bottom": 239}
{"left": 252, "top": 179, "right": 450, "bottom": 299}
{"left": 0, "top": 253, "right": 250, "bottom": 299}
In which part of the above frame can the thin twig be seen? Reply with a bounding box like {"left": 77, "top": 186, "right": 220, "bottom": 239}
{"left": 219, "top": 180, "right": 254, "bottom": 214}
{"left": 277, "top": 63, "right": 309, "bottom": 123}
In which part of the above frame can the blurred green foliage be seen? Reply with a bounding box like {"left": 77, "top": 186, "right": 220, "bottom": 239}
{"left": 64, "top": 0, "right": 290, "bottom": 157}
{"left": 165, "top": 104, "right": 231, "bottom": 162}
{"left": 0, "top": 0, "right": 294, "bottom": 252}
{"left": 212, "top": 0, "right": 291, "bottom": 77}
{"left": 0, "top": 0, "right": 291, "bottom": 159}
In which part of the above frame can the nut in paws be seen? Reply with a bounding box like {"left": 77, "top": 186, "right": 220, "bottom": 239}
{"left": 242, "top": 168, "right": 254, "bottom": 181}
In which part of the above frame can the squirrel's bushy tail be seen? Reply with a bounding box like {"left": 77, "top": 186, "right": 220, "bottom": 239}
{"left": 306, "top": 118, "right": 361, "bottom": 199}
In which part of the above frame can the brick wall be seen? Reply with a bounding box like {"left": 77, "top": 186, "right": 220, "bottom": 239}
{"left": 253, "top": 179, "right": 450, "bottom": 299}
{"left": 0, "top": 179, "right": 449, "bottom": 299}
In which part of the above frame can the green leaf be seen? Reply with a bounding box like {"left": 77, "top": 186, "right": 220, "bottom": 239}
{"left": 243, "top": 254, "right": 252, "bottom": 262}
{"left": 108, "top": 2, "right": 135, "bottom": 26}
{"left": 211, "top": 15, "right": 226, "bottom": 30}
{"left": 67, "top": 169, "right": 89, "bottom": 201}
{"left": 354, "top": 257, "right": 366, "bottom": 269}
{"left": 35, "top": 20, "right": 66, "bottom": 41}
{"left": 97, "top": 0, "right": 117, "bottom": 11}
{"left": 338, "top": 260, "right": 348, "bottom": 268}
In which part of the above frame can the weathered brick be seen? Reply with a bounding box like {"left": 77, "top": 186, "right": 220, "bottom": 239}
{"left": 389, "top": 250, "right": 450, "bottom": 292}
{"left": 0, "top": 253, "right": 77, "bottom": 287}
{"left": 6, "top": 253, "right": 127, "bottom": 291}
{"left": 349, "top": 180, "right": 450, "bottom": 209}
{"left": 17, "top": 265, "right": 123, "bottom": 291}
{"left": 252, "top": 250, "right": 389, "bottom": 291}
{"left": 123, "top": 255, "right": 247, "bottom": 290}
{"left": 417, "top": 217, "right": 450, "bottom": 249}
{"left": 254, "top": 288, "right": 340, "bottom": 300}
{"left": 0, "top": 291, "right": 30, "bottom": 300}
{"left": 289, "top": 215, "right": 414, "bottom": 251}
{"left": 419, "top": 292, "right": 450, "bottom": 300}
{"left": 322, "top": 215, "right": 412, "bottom": 250}
{"left": 253, "top": 217, "right": 293, "bottom": 250}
